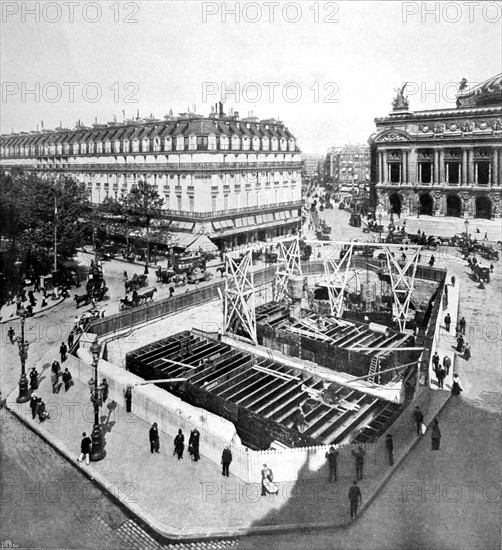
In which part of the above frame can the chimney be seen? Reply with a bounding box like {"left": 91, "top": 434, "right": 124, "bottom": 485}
{"left": 136, "top": 109, "right": 140, "bottom": 120}
{"left": 122, "top": 110, "right": 126, "bottom": 122}
{"left": 41, "top": 121, "right": 44, "bottom": 130}
{"left": 218, "top": 101, "right": 224, "bottom": 117}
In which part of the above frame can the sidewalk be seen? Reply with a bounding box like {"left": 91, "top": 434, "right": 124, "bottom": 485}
{"left": 5, "top": 349, "right": 451, "bottom": 542}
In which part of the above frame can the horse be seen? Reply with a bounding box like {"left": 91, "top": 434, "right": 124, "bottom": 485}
{"left": 139, "top": 288, "right": 157, "bottom": 303}
{"left": 74, "top": 294, "right": 90, "bottom": 308}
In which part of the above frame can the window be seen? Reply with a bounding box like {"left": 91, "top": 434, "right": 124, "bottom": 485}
{"left": 212, "top": 196, "right": 217, "bottom": 212}
{"left": 208, "top": 134, "right": 216, "bottom": 150}
{"left": 177, "top": 195, "right": 182, "bottom": 210}
{"left": 189, "top": 135, "right": 197, "bottom": 151}
{"left": 224, "top": 195, "right": 229, "bottom": 210}
{"left": 189, "top": 196, "right": 195, "bottom": 212}
{"left": 176, "top": 135, "right": 184, "bottom": 151}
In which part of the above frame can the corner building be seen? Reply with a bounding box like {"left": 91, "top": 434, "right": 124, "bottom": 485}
{"left": 0, "top": 107, "right": 303, "bottom": 249}
{"left": 369, "top": 74, "right": 502, "bottom": 219}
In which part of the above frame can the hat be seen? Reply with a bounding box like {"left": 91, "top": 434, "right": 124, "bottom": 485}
{"left": 153, "top": 422, "right": 158, "bottom": 427}
{"left": 329, "top": 446, "right": 335, "bottom": 452}
{"left": 224, "top": 444, "right": 230, "bottom": 449}
{"left": 386, "top": 434, "right": 392, "bottom": 438}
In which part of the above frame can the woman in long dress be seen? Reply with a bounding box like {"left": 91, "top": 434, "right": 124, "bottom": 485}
{"left": 431, "top": 418, "right": 441, "bottom": 450}
{"left": 451, "top": 374, "right": 463, "bottom": 396}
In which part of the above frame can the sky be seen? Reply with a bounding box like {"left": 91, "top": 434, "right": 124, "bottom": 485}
{"left": 1, "top": 0, "right": 501, "bottom": 153}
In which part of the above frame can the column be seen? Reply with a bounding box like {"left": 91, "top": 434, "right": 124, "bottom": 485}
{"left": 474, "top": 163, "right": 478, "bottom": 185}
{"left": 433, "top": 149, "right": 439, "bottom": 184}
{"left": 383, "top": 150, "right": 388, "bottom": 184}
{"left": 439, "top": 150, "right": 445, "bottom": 185}
{"left": 462, "top": 149, "right": 468, "bottom": 185}
{"left": 446, "top": 163, "right": 449, "bottom": 184}
{"left": 467, "top": 148, "right": 474, "bottom": 184}
{"left": 377, "top": 151, "right": 382, "bottom": 183}
{"left": 409, "top": 148, "right": 417, "bottom": 185}
{"left": 492, "top": 148, "right": 498, "bottom": 187}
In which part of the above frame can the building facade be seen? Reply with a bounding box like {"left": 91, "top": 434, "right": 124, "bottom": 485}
{"left": 326, "top": 144, "right": 370, "bottom": 197}
{"left": 368, "top": 74, "right": 502, "bottom": 219}
{"left": 0, "top": 105, "right": 303, "bottom": 249}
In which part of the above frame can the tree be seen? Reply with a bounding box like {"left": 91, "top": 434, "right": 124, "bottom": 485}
{"left": 0, "top": 170, "right": 89, "bottom": 279}
{"left": 120, "top": 181, "right": 164, "bottom": 263}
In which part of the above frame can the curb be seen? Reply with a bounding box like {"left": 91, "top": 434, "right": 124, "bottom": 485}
{"left": 0, "top": 298, "right": 66, "bottom": 325}
{"left": 4, "top": 388, "right": 452, "bottom": 543}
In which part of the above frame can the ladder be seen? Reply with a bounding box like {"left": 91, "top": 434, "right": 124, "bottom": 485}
{"left": 365, "top": 291, "right": 372, "bottom": 312}
{"left": 368, "top": 357, "right": 380, "bottom": 384}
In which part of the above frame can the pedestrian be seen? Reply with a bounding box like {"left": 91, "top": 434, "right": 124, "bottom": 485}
{"left": 459, "top": 317, "right": 466, "bottom": 335}
{"left": 221, "top": 444, "right": 232, "bottom": 477}
{"left": 451, "top": 275, "right": 456, "bottom": 287}
{"left": 173, "top": 429, "right": 184, "bottom": 460}
{"left": 444, "top": 313, "right": 451, "bottom": 332}
{"left": 30, "top": 393, "right": 38, "bottom": 419}
{"left": 77, "top": 432, "right": 92, "bottom": 465}
{"left": 386, "top": 434, "right": 394, "bottom": 465}
{"left": 28, "top": 290, "right": 36, "bottom": 307}
{"left": 149, "top": 422, "right": 160, "bottom": 454}
{"left": 123, "top": 270, "right": 128, "bottom": 281}
{"left": 451, "top": 373, "right": 463, "bottom": 396}
{"left": 351, "top": 445, "right": 365, "bottom": 480}
{"left": 51, "top": 370, "right": 60, "bottom": 393}
{"left": 68, "top": 331, "right": 74, "bottom": 350}
{"left": 432, "top": 352, "right": 440, "bottom": 375}
{"left": 59, "top": 342, "right": 68, "bottom": 363}
{"left": 429, "top": 255, "right": 435, "bottom": 267}
{"left": 413, "top": 406, "right": 424, "bottom": 435}
{"left": 261, "top": 464, "right": 277, "bottom": 496}
{"left": 443, "top": 355, "right": 451, "bottom": 376}
{"left": 325, "top": 445, "right": 339, "bottom": 482}
{"left": 436, "top": 364, "right": 446, "bottom": 389}
{"left": 188, "top": 428, "right": 200, "bottom": 461}
{"left": 7, "top": 326, "right": 15, "bottom": 344}
{"left": 484, "top": 232, "right": 488, "bottom": 241}
{"left": 490, "top": 263, "right": 494, "bottom": 273}
{"left": 101, "top": 378, "right": 109, "bottom": 402}
{"left": 37, "top": 398, "right": 49, "bottom": 422}
{"left": 456, "top": 335, "right": 464, "bottom": 353}
{"left": 463, "top": 343, "right": 471, "bottom": 361}
{"left": 348, "top": 480, "right": 362, "bottom": 519}
{"left": 124, "top": 385, "right": 132, "bottom": 413}
{"left": 62, "top": 368, "right": 72, "bottom": 391}
{"left": 169, "top": 286, "right": 175, "bottom": 297}
{"left": 29, "top": 367, "right": 39, "bottom": 390}
{"left": 430, "top": 418, "right": 441, "bottom": 450}
{"left": 41, "top": 298, "right": 48, "bottom": 308}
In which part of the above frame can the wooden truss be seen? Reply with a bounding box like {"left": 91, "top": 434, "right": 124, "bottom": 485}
{"left": 223, "top": 250, "right": 257, "bottom": 344}
{"left": 274, "top": 237, "right": 302, "bottom": 302}
{"left": 324, "top": 243, "right": 354, "bottom": 318}
{"left": 384, "top": 247, "right": 420, "bottom": 333}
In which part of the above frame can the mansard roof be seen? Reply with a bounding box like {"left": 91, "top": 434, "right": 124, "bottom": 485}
{"left": 1, "top": 113, "right": 298, "bottom": 147}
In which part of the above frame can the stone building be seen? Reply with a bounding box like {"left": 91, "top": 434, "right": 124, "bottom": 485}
{"left": 326, "top": 144, "right": 370, "bottom": 197}
{"left": 368, "top": 74, "right": 502, "bottom": 219}
{"left": 0, "top": 104, "right": 303, "bottom": 249}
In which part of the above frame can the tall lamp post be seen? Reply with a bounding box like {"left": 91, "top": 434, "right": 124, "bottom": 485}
{"left": 464, "top": 218, "right": 469, "bottom": 239}
{"left": 88, "top": 337, "right": 106, "bottom": 461}
{"left": 378, "top": 213, "right": 383, "bottom": 243}
{"left": 16, "top": 305, "right": 30, "bottom": 403}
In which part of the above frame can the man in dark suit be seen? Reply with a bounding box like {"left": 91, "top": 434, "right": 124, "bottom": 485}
{"left": 413, "top": 406, "right": 424, "bottom": 435}
{"left": 77, "top": 432, "right": 92, "bottom": 465}
{"left": 325, "top": 446, "right": 339, "bottom": 482}
{"left": 348, "top": 480, "right": 362, "bottom": 519}
{"left": 149, "top": 422, "right": 160, "bottom": 454}
{"left": 221, "top": 444, "right": 232, "bottom": 477}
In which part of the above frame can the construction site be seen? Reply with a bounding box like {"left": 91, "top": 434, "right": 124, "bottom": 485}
{"left": 126, "top": 238, "right": 446, "bottom": 456}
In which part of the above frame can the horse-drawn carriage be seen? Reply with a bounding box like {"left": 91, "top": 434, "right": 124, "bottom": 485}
{"left": 125, "top": 273, "right": 149, "bottom": 293}
{"left": 187, "top": 268, "right": 212, "bottom": 284}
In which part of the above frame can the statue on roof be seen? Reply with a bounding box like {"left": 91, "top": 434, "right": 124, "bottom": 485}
{"left": 392, "top": 83, "right": 409, "bottom": 111}
{"left": 459, "top": 78, "right": 468, "bottom": 91}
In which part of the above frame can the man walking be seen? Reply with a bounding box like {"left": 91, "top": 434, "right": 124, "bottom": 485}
{"left": 62, "top": 368, "right": 72, "bottom": 392}
{"left": 221, "top": 444, "right": 232, "bottom": 477}
{"left": 60, "top": 341, "right": 68, "bottom": 363}
{"left": 432, "top": 352, "right": 440, "bottom": 376}
{"left": 29, "top": 367, "right": 39, "bottom": 390}
{"left": 413, "top": 406, "right": 424, "bottom": 435}
{"left": 352, "top": 445, "right": 365, "bottom": 481}
{"left": 459, "top": 317, "right": 466, "bottom": 335}
{"left": 443, "top": 355, "right": 451, "bottom": 376}
{"left": 325, "top": 446, "right": 339, "bottom": 482}
{"left": 173, "top": 429, "right": 184, "bottom": 460}
{"left": 101, "top": 379, "right": 109, "bottom": 403}
{"left": 431, "top": 418, "right": 441, "bottom": 450}
{"left": 77, "top": 432, "right": 92, "bottom": 465}
{"left": 386, "top": 434, "right": 394, "bottom": 465}
{"left": 7, "top": 327, "right": 15, "bottom": 344}
{"left": 348, "top": 480, "right": 362, "bottom": 519}
{"left": 188, "top": 428, "right": 200, "bottom": 461}
{"left": 149, "top": 422, "right": 160, "bottom": 454}
{"left": 436, "top": 364, "right": 446, "bottom": 389}
{"left": 444, "top": 313, "right": 451, "bottom": 332}
{"left": 30, "top": 393, "right": 38, "bottom": 419}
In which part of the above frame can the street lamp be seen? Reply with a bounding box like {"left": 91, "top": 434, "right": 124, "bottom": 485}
{"left": 378, "top": 213, "right": 383, "bottom": 243}
{"left": 464, "top": 218, "right": 469, "bottom": 238}
{"left": 88, "top": 336, "right": 106, "bottom": 461}
{"left": 16, "top": 304, "right": 30, "bottom": 403}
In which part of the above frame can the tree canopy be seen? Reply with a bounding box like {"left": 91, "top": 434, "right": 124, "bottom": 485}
{"left": 0, "top": 170, "right": 90, "bottom": 276}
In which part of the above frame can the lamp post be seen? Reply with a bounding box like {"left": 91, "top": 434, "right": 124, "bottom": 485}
{"left": 16, "top": 304, "right": 30, "bottom": 403}
{"left": 464, "top": 218, "right": 469, "bottom": 239}
{"left": 88, "top": 336, "right": 106, "bottom": 461}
